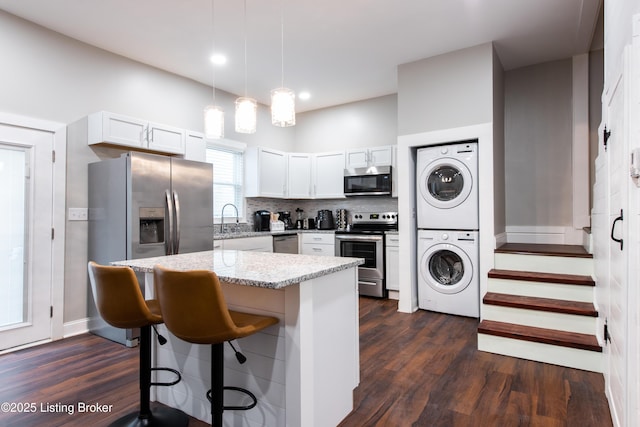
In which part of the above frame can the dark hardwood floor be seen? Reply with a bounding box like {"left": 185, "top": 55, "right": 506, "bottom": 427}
{"left": 0, "top": 298, "right": 612, "bottom": 426}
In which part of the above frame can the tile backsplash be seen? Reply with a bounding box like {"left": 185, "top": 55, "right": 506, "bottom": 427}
{"left": 245, "top": 197, "right": 399, "bottom": 230}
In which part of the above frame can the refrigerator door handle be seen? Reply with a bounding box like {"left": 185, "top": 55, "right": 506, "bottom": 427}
{"left": 172, "top": 190, "right": 181, "bottom": 254}
{"left": 165, "top": 190, "right": 174, "bottom": 255}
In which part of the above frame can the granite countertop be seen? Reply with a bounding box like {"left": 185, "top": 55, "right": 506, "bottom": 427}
{"left": 112, "top": 250, "right": 363, "bottom": 289}
{"left": 214, "top": 229, "right": 336, "bottom": 240}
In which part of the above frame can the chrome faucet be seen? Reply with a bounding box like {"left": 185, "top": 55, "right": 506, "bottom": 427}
{"left": 221, "top": 203, "right": 239, "bottom": 233}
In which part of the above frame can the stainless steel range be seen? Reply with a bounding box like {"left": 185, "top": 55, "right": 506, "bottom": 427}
{"left": 335, "top": 212, "right": 398, "bottom": 298}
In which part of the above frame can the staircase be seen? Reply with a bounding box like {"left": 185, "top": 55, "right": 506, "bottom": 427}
{"left": 477, "top": 242, "right": 603, "bottom": 372}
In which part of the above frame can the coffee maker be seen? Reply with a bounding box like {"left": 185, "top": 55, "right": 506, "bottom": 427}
{"left": 253, "top": 210, "right": 271, "bottom": 231}
{"left": 278, "top": 211, "right": 294, "bottom": 230}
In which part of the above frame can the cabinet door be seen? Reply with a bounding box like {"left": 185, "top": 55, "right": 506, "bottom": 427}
{"left": 313, "top": 151, "right": 345, "bottom": 198}
{"left": 89, "top": 111, "right": 146, "bottom": 148}
{"left": 147, "top": 122, "right": 185, "bottom": 155}
{"left": 345, "top": 149, "right": 369, "bottom": 169}
{"left": 287, "top": 153, "right": 312, "bottom": 198}
{"left": 259, "top": 148, "right": 287, "bottom": 197}
{"left": 217, "top": 236, "right": 273, "bottom": 252}
{"left": 184, "top": 131, "right": 207, "bottom": 161}
{"left": 370, "top": 146, "right": 393, "bottom": 166}
{"left": 385, "top": 244, "right": 399, "bottom": 291}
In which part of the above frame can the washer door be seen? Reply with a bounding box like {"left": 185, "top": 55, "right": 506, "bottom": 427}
{"left": 420, "top": 243, "right": 473, "bottom": 294}
{"left": 419, "top": 158, "right": 472, "bottom": 209}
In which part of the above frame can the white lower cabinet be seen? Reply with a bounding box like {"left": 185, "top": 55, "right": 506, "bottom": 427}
{"left": 215, "top": 235, "right": 273, "bottom": 252}
{"left": 300, "top": 233, "right": 335, "bottom": 256}
{"left": 385, "top": 234, "right": 399, "bottom": 291}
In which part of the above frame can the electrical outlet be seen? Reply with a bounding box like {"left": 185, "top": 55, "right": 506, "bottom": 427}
{"left": 68, "top": 208, "right": 88, "bottom": 221}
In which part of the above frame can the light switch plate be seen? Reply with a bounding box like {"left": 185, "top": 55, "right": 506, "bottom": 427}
{"left": 68, "top": 208, "right": 88, "bottom": 221}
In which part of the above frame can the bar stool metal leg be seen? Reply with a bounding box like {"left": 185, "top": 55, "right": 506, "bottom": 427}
{"left": 108, "top": 326, "right": 188, "bottom": 427}
{"left": 212, "top": 343, "right": 224, "bottom": 427}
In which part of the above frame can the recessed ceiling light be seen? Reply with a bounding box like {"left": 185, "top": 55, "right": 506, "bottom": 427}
{"left": 298, "top": 91, "right": 311, "bottom": 100}
{"left": 210, "top": 54, "right": 227, "bottom": 65}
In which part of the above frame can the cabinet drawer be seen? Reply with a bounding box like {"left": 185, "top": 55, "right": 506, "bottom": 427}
{"left": 301, "top": 243, "right": 335, "bottom": 257}
{"left": 385, "top": 234, "right": 400, "bottom": 247}
{"left": 301, "top": 233, "right": 335, "bottom": 245}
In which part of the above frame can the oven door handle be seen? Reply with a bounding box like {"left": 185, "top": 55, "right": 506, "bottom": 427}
{"left": 335, "top": 234, "right": 384, "bottom": 242}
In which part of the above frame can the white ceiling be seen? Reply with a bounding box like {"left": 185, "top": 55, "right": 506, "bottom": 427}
{"left": 0, "top": 0, "right": 601, "bottom": 112}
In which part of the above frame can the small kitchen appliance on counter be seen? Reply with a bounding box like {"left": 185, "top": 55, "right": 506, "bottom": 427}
{"left": 278, "top": 211, "right": 294, "bottom": 230}
{"left": 316, "top": 209, "right": 335, "bottom": 230}
{"left": 335, "top": 212, "right": 398, "bottom": 298}
{"left": 253, "top": 210, "right": 271, "bottom": 231}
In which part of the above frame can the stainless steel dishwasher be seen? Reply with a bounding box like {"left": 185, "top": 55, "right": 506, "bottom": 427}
{"left": 273, "top": 233, "right": 298, "bottom": 254}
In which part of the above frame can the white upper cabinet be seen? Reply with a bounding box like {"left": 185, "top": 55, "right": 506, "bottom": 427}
{"left": 287, "top": 153, "right": 313, "bottom": 198}
{"left": 184, "top": 131, "right": 207, "bottom": 162}
{"left": 345, "top": 145, "right": 393, "bottom": 169}
{"left": 246, "top": 148, "right": 346, "bottom": 199}
{"left": 87, "top": 111, "right": 185, "bottom": 155}
{"left": 245, "top": 147, "right": 288, "bottom": 198}
{"left": 313, "top": 151, "right": 345, "bottom": 198}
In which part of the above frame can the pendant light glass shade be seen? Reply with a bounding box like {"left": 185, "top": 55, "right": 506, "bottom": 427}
{"left": 204, "top": 105, "right": 224, "bottom": 139}
{"left": 235, "top": 97, "right": 257, "bottom": 134}
{"left": 271, "top": 88, "right": 296, "bottom": 127}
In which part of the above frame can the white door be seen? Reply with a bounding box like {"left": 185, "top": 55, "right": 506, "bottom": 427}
{"left": 603, "top": 52, "right": 629, "bottom": 427}
{"left": 0, "top": 124, "right": 53, "bottom": 351}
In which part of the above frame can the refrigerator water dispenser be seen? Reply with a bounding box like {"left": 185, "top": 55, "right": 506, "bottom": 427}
{"left": 139, "top": 207, "right": 165, "bottom": 244}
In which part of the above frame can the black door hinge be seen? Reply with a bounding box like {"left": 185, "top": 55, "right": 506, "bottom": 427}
{"left": 604, "top": 321, "right": 611, "bottom": 344}
{"left": 50, "top": 306, "right": 53, "bottom": 318}
{"left": 52, "top": 150, "right": 56, "bottom": 163}
{"left": 603, "top": 126, "right": 611, "bottom": 151}
{"left": 51, "top": 228, "right": 55, "bottom": 240}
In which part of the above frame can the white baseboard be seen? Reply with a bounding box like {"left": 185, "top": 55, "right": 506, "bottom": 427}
{"left": 495, "top": 232, "right": 508, "bottom": 247}
{"left": 63, "top": 317, "right": 89, "bottom": 338}
{"left": 505, "top": 226, "right": 583, "bottom": 245}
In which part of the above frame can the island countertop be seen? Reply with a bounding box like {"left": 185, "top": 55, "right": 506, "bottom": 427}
{"left": 111, "top": 250, "right": 364, "bottom": 289}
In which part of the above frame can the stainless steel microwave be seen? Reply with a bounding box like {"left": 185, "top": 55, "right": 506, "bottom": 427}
{"left": 343, "top": 166, "right": 392, "bottom": 196}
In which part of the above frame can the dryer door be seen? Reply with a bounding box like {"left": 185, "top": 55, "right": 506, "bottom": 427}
{"left": 420, "top": 243, "right": 473, "bottom": 294}
{"left": 419, "top": 158, "right": 472, "bottom": 209}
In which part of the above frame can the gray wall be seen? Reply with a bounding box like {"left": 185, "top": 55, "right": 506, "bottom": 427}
{"left": 397, "top": 43, "right": 494, "bottom": 136}
{"left": 294, "top": 95, "right": 397, "bottom": 152}
{"left": 504, "top": 59, "right": 573, "bottom": 227}
{"left": 492, "top": 47, "right": 506, "bottom": 235}
{"left": 0, "top": 10, "right": 295, "bottom": 324}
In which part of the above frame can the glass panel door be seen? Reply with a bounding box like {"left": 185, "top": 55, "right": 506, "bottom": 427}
{"left": 0, "top": 122, "right": 53, "bottom": 351}
{"left": 0, "top": 147, "right": 27, "bottom": 329}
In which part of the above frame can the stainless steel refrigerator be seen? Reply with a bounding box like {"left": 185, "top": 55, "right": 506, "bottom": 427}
{"left": 88, "top": 152, "right": 213, "bottom": 346}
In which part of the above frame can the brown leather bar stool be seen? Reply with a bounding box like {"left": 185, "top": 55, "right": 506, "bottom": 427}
{"left": 153, "top": 265, "right": 279, "bottom": 427}
{"left": 87, "top": 261, "right": 189, "bottom": 427}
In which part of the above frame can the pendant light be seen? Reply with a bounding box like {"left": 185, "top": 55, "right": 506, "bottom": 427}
{"left": 204, "top": 0, "right": 224, "bottom": 139}
{"left": 235, "top": 0, "right": 257, "bottom": 133}
{"left": 271, "top": 0, "right": 295, "bottom": 127}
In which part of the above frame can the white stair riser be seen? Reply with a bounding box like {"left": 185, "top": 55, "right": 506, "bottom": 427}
{"left": 482, "top": 305, "right": 597, "bottom": 335}
{"left": 488, "top": 278, "right": 594, "bottom": 302}
{"left": 478, "top": 334, "right": 602, "bottom": 372}
{"left": 582, "top": 230, "right": 593, "bottom": 254}
{"left": 494, "top": 253, "right": 593, "bottom": 275}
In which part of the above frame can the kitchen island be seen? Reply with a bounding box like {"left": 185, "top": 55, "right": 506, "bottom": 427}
{"left": 112, "top": 250, "right": 363, "bottom": 427}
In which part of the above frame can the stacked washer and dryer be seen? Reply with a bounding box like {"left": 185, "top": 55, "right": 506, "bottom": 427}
{"left": 416, "top": 141, "right": 480, "bottom": 318}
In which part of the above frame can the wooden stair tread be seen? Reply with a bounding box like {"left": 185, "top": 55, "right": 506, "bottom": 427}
{"left": 483, "top": 292, "right": 598, "bottom": 317}
{"left": 478, "top": 320, "right": 602, "bottom": 352}
{"left": 488, "top": 269, "right": 595, "bottom": 286}
{"left": 495, "top": 243, "right": 592, "bottom": 258}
